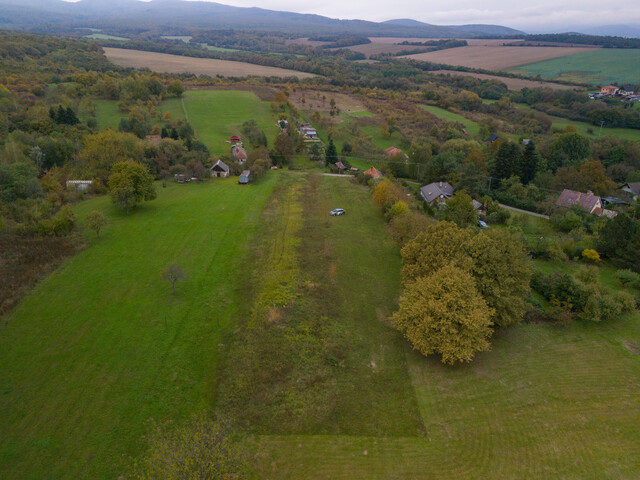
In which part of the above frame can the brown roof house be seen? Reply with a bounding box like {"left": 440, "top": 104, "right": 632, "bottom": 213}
{"left": 555, "top": 189, "right": 617, "bottom": 218}
{"left": 600, "top": 85, "right": 620, "bottom": 96}
{"left": 363, "top": 166, "right": 383, "bottom": 179}
{"left": 384, "top": 146, "right": 408, "bottom": 160}
{"left": 231, "top": 144, "right": 247, "bottom": 163}
{"left": 420, "top": 181, "right": 454, "bottom": 206}
{"left": 555, "top": 189, "right": 602, "bottom": 214}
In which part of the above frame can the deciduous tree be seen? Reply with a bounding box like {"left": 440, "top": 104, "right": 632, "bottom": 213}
{"left": 108, "top": 160, "right": 156, "bottom": 215}
{"left": 162, "top": 264, "right": 186, "bottom": 294}
{"left": 392, "top": 264, "right": 494, "bottom": 364}
{"left": 84, "top": 210, "right": 106, "bottom": 238}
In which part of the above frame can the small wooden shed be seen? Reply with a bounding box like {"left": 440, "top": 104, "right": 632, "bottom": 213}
{"left": 211, "top": 159, "right": 229, "bottom": 178}
{"left": 239, "top": 170, "right": 251, "bottom": 184}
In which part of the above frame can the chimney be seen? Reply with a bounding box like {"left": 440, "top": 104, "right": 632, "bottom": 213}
{"left": 439, "top": 181, "right": 443, "bottom": 187}
{"left": 577, "top": 193, "right": 581, "bottom": 199}
{"left": 587, "top": 190, "right": 594, "bottom": 195}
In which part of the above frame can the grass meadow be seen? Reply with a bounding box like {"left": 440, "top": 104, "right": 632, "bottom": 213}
{"left": 0, "top": 175, "right": 278, "bottom": 479}
{"left": 511, "top": 49, "right": 640, "bottom": 86}
{"left": 419, "top": 104, "right": 481, "bottom": 137}
{"left": 1, "top": 172, "right": 639, "bottom": 479}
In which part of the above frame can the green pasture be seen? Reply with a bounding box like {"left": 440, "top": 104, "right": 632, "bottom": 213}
{"left": 173, "top": 90, "right": 280, "bottom": 155}
{"left": 84, "top": 33, "right": 128, "bottom": 41}
{"left": 0, "top": 175, "right": 278, "bottom": 479}
{"left": 93, "top": 99, "right": 126, "bottom": 130}
{"left": 513, "top": 103, "right": 640, "bottom": 140}
{"left": 510, "top": 49, "right": 640, "bottom": 86}
{"left": 419, "top": 104, "right": 481, "bottom": 137}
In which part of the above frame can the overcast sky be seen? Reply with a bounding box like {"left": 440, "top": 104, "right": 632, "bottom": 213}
{"left": 181, "top": 0, "right": 640, "bottom": 31}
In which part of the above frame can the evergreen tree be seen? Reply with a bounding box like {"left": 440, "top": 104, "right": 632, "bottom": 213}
{"left": 324, "top": 139, "right": 338, "bottom": 166}
{"left": 520, "top": 141, "right": 539, "bottom": 184}
{"left": 492, "top": 141, "right": 521, "bottom": 181}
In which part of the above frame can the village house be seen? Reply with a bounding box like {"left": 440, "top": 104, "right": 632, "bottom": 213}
{"left": 622, "top": 182, "right": 640, "bottom": 200}
{"left": 210, "top": 159, "right": 229, "bottom": 178}
{"left": 65, "top": 180, "right": 92, "bottom": 192}
{"left": 144, "top": 134, "right": 162, "bottom": 145}
{"left": 420, "top": 181, "right": 454, "bottom": 206}
{"left": 363, "top": 166, "right": 383, "bottom": 179}
{"left": 229, "top": 135, "right": 241, "bottom": 145}
{"left": 619, "top": 85, "right": 635, "bottom": 96}
{"left": 555, "top": 189, "right": 617, "bottom": 218}
{"left": 384, "top": 146, "right": 408, "bottom": 160}
{"left": 600, "top": 85, "right": 619, "bottom": 96}
{"left": 231, "top": 144, "right": 247, "bottom": 163}
{"left": 334, "top": 161, "right": 347, "bottom": 173}
{"left": 298, "top": 123, "right": 318, "bottom": 139}
{"left": 487, "top": 133, "right": 499, "bottom": 143}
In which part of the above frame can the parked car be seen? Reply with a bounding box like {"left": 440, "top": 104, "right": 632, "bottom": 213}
{"left": 330, "top": 208, "right": 346, "bottom": 216}
{"left": 478, "top": 220, "right": 488, "bottom": 228}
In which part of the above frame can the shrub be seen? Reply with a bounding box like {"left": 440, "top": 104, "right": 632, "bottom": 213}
{"left": 486, "top": 208, "right": 510, "bottom": 225}
{"left": 385, "top": 201, "right": 410, "bottom": 221}
{"left": 575, "top": 265, "right": 599, "bottom": 284}
{"left": 614, "top": 291, "right": 637, "bottom": 314}
{"left": 582, "top": 248, "right": 601, "bottom": 263}
{"left": 614, "top": 269, "right": 640, "bottom": 289}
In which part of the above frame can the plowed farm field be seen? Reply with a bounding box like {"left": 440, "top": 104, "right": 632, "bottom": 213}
{"left": 102, "top": 47, "right": 315, "bottom": 78}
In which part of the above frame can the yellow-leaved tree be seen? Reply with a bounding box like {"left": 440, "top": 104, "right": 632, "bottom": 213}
{"left": 392, "top": 264, "right": 494, "bottom": 364}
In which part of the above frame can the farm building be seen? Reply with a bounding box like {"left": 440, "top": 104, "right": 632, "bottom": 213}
{"left": 487, "top": 133, "right": 499, "bottom": 143}
{"left": 231, "top": 144, "right": 247, "bottom": 162}
{"left": 420, "top": 181, "right": 454, "bottom": 206}
{"left": 335, "top": 161, "right": 347, "bottom": 172}
{"left": 229, "top": 135, "right": 241, "bottom": 144}
{"left": 210, "top": 159, "right": 229, "bottom": 178}
{"left": 600, "top": 85, "right": 619, "bottom": 96}
{"left": 363, "top": 166, "right": 383, "bottom": 179}
{"left": 298, "top": 123, "right": 318, "bottom": 139}
{"left": 239, "top": 170, "right": 251, "bottom": 184}
{"left": 66, "top": 180, "right": 92, "bottom": 192}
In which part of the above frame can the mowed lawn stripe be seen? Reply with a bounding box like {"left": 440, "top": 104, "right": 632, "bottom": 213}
{"left": 0, "top": 175, "right": 278, "bottom": 479}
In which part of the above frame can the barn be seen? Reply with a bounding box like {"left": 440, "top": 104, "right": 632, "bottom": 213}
{"left": 210, "top": 159, "right": 229, "bottom": 178}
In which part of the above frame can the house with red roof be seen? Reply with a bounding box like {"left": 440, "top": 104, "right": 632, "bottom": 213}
{"left": 363, "top": 166, "right": 383, "bottom": 179}
{"left": 555, "top": 189, "right": 602, "bottom": 214}
{"left": 384, "top": 146, "right": 408, "bottom": 160}
{"left": 600, "top": 85, "right": 619, "bottom": 96}
{"left": 231, "top": 144, "right": 247, "bottom": 162}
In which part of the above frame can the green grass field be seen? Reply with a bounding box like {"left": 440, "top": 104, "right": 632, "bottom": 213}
{"left": 510, "top": 49, "right": 640, "bottom": 86}
{"left": 84, "top": 33, "right": 128, "bottom": 41}
{"left": 93, "top": 99, "right": 126, "bottom": 130}
{"left": 2, "top": 172, "right": 640, "bottom": 479}
{"left": 0, "top": 176, "right": 278, "bottom": 479}
{"left": 513, "top": 103, "right": 640, "bottom": 140}
{"left": 166, "top": 90, "right": 280, "bottom": 155}
{"left": 419, "top": 104, "right": 481, "bottom": 137}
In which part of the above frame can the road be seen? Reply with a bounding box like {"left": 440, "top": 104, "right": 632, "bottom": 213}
{"left": 498, "top": 203, "right": 549, "bottom": 219}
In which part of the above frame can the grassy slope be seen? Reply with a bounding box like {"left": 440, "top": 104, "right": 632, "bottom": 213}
{"left": 93, "top": 100, "right": 125, "bottom": 130}
{"left": 254, "top": 177, "right": 640, "bottom": 479}
{"left": 510, "top": 49, "right": 640, "bottom": 86}
{"left": 0, "top": 176, "right": 278, "bottom": 479}
{"left": 512, "top": 103, "right": 640, "bottom": 141}
{"left": 419, "top": 104, "right": 481, "bottom": 137}
{"left": 179, "top": 90, "right": 280, "bottom": 155}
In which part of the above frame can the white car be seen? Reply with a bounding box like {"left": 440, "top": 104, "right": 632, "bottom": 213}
{"left": 330, "top": 208, "right": 346, "bottom": 216}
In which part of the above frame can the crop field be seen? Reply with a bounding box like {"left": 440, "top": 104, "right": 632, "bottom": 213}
{"left": 510, "top": 49, "right": 640, "bottom": 86}
{"left": 429, "top": 69, "right": 581, "bottom": 91}
{"left": 0, "top": 175, "right": 279, "bottom": 479}
{"left": 419, "top": 104, "right": 481, "bottom": 137}
{"left": 403, "top": 46, "right": 598, "bottom": 70}
{"left": 102, "top": 47, "right": 315, "bottom": 79}
{"left": 369, "top": 38, "right": 526, "bottom": 46}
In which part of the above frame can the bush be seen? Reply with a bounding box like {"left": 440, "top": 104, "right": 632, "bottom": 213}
{"left": 486, "top": 208, "right": 510, "bottom": 225}
{"left": 575, "top": 265, "right": 599, "bottom": 284}
{"left": 388, "top": 211, "right": 431, "bottom": 247}
{"left": 582, "top": 248, "right": 601, "bottom": 263}
{"left": 614, "top": 269, "right": 640, "bottom": 289}
{"left": 385, "top": 201, "right": 410, "bottom": 221}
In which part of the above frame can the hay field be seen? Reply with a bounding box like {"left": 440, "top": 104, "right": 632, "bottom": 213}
{"left": 102, "top": 47, "right": 315, "bottom": 78}
{"left": 403, "top": 46, "right": 598, "bottom": 70}
{"left": 430, "top": 69, "right": 581, "bottom": 91}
